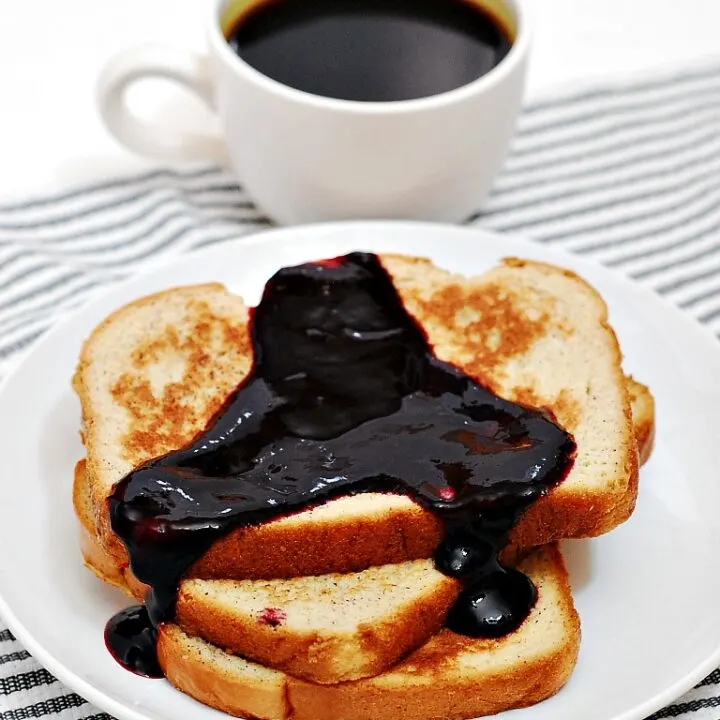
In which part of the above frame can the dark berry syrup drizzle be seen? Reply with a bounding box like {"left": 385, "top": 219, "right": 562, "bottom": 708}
{"left": 105, "top": 252, "right": 575, "bottom": 677}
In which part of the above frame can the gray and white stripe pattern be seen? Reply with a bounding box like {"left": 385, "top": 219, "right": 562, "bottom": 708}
{"left": 1, "top": 62, "right": 720, "bottom": 719}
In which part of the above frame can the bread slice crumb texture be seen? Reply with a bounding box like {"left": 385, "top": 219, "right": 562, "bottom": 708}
{"left": 177, "top": 560, "right": 459, "bottom": 683}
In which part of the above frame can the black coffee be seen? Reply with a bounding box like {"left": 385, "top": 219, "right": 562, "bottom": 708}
{"left": 224, "top": 0, "right": 512, "bottom": 102}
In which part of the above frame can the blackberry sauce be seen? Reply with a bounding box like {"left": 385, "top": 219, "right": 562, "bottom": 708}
{"left": 105, "top": 252, "right": 575, "bottom": 676}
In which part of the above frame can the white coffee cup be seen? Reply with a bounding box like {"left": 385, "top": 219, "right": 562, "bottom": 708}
{"left": 97, "top": 0, "right": 530, "bottom": 225}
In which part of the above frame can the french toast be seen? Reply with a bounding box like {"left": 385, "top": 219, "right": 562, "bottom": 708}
{"left": 157, "top": 545, "right": 580, "bottom": 720}
{"left": 73, "top": 252, "right": 655, "bottom": 720}
{"left": 74, "top": 374, "right": 652, "bottom": 687}
{"left": 176, "top": 560, "right": 459, "bottom": 684}
{"left": 73, "top": 255, "right": 643, "bottom": 588}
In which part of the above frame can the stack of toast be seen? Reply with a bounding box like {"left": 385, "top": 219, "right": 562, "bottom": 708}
{"left": 73, "top": 254, "right": 654, "bottom": 720}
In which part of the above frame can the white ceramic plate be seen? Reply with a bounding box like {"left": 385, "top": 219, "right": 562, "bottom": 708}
{"left": 1, "top": 221, "right": 719, "bottom": 720}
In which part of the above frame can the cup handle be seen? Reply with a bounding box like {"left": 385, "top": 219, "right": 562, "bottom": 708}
{"left": 97, "top": 45, "right": 227, "bottom": 163}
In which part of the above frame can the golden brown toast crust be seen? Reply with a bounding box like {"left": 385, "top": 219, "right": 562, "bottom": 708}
{"left": 156, "top": 546, "right": 580, "bottom": 720}
{"left": 176, "top": 564, "right": 460, "bottom": 684}
{"left": 159, "top": 623, "right": 291, "bottom": 720}
{"left": 73, "top": 283, "right": 253, "bottom": 578}
{"left": 627, "top": 376, "right": 655, "bottom": 465}
{"left": 74, "top": 256, "right": 647, "bottom": 587}
{"left": 74, "top": 459, "right": 148, "bottom": 599}
{"left": 190, "top": 500, "right": 441, "bottom": 581}
{"left": 383, "top": 255, "right": 640, "bottom": 549}
{"left": 74, "top": 283, "right": 252, "bottom": 467}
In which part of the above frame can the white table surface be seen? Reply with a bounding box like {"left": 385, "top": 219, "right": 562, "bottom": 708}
{"left": 1, "top": 0, "right": 719, "bottom": 200}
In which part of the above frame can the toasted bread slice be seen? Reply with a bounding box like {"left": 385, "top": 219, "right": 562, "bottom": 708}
{"left": 73, "top": 283, "right": 252, "bottom": 575}
{"left": 177, "top": 560, "right": 459, "bottom": 684}
{"left": 158, "top": 545, "right": 579, "bottom": 720}
{"left": 74, "top": 255, "right": 640, "bottom": 583}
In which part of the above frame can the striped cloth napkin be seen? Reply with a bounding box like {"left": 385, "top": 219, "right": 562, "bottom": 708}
{"left": 2, "top": 62, "right": 720, "bottom": 720}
